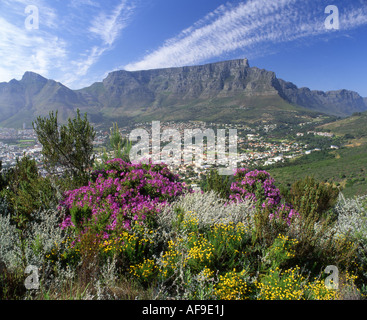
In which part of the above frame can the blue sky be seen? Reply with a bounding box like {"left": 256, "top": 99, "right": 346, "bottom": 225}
{"left": 0, "top": 0, "right": 366, "bottom": 96}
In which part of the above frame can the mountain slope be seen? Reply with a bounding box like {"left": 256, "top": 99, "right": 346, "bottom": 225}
{"left": 318, "top": 110, "right": 367, "bottom": 140}
{"left": 0, "top": 72, "right": 87, "bottom": 127}
{"left": 78, "top": 58, "right": 311, "bottom": 124}
{"left": 277, "top": 79, "right": 367, "bottom": 117}
{"left": 76, "top": 58, "right": 367, "bottom": 123}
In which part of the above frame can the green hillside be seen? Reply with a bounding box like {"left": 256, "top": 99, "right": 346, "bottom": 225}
{"left": 130, "top": 94, "right": 322, "bottom": 125}
{"left": 318, "top": 111, "right": 367, "bottom": 140}
{"left": 268, "top": 144, "right": 367, "bottom": 197}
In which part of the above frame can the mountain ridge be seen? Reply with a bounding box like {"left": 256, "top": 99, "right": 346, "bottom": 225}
{"left": 0, "top": 58, "right": 366, "bottom": 128}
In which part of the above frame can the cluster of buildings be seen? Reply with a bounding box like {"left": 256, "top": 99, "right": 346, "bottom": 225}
{"left": 0, "top": 128, "right": 42, "bottom": 168}
{"left": 0, "top": 121, "right": 337, "bottom": 183}
{"left": 118, "top": 121, "right": 308, "bottom": 181}
{"left": 239, "top": 134, "right": 303, "bottom": 167}
{"left": 296, "top": 131, "right": 334, "bottom": 138}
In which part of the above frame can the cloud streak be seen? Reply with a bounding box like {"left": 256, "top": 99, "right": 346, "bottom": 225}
{"left": 0, "top": 0, "right": 137, "bottom": 88}
{"left": 61, "top": 0, "right": 137, "bottom": 87}
{"left": 0, "top": 0, "right": 365, "bottom": 91}
{"left": 0, "top": 13, "right": 67, "bottom": 82}
{"left": 89, "top": 0, "right": 136, "bottom": 46}
{"left": 124, "top": 0, "right": 367, "bottom": 71}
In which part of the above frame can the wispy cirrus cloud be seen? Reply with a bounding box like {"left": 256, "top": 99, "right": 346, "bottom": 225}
{"left": 124, "top": 0, "right": 367, "bottom": 71}
{"left": 61, "top": 0, "right": 137, "bottom": 87}
{"left": 89, "top": 0, "right": 136, "bottom": 46}
{"left": 0, "top": 2, "right": 67, "bottom": 82}
{"left": 0, "top": 0, "right": 138, "bottom": 88}
{"left": 1, "top": 0, "right": 365, "bottom": 91}
{"left": 62, "top": 46, "right": 108, "bottom": 87}
{"left": 68, "top": 0, "right": 100, "bottom": 9}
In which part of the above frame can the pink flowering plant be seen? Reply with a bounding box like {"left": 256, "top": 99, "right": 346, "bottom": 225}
{"left": 229, "top": 168, "right": 281, "bottom": 208}
{"left": 59, "top": 159, "right": 187, "bottom": 239}
{"left": 229, "top": 168, "right": 299, "bottom": 227}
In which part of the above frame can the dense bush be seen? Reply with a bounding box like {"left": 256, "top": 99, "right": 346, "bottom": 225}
{"left": 229, "top": 168, "right": 282, "bottom": 209}
{"left": 200, "top": 169, "right": 233, "bottom": 199}
{"left": 1, "top": 160, "right": 365, "bottom": 300}
{"left": 228, "top": 168, "right": 299, "bottom": 246}
{"left": 0, "top": 161, "right": 7, "bottom": 192}
{"left": 287, "top": 175, "right": 339, "bottom": 221}
{"left": 59, "top": 159, "right": 187, "bottom": 238}
{"left": 158, "top": 190, "right": 255, "bottom": 232}
{"left": 333, "top": 194, "right": 367, "bottom": 287}
{"left": 33, "top": 109, "right": 96, "bottom": 187}
{"left": 0, "top": 156, "right": 58, "bottom": 231}
{"left": 0, "top": 200, "right": 23, "bottom": 270}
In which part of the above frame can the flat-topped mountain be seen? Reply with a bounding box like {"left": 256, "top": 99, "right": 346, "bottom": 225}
{"left": 0, "top": 58, "right": 366, "bottom": 128}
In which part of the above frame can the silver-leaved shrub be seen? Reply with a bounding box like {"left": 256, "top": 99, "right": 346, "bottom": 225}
{"left": 157, "top": 190, "right": 255, "bottom": 231}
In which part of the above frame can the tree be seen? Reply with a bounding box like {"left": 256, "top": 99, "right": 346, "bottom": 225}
{"left": 32, "top": 109, "right": 96, "bottom": 186}
{"left": 109, "top": 122, "right": 132, "bottom": 162}
{"left": 0, "top": 155, "right": 57, "bottom": 231}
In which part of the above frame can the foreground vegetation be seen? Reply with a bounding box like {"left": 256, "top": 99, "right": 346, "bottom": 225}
{"left": 1, "top": 158, "right": 366, "bottom": 300}
{"left": 1, "top": 111, "right": 367, "bottom": 300}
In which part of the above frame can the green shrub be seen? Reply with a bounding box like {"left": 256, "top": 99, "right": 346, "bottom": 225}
{"left": 0, "top": 206, "right": 23, "bottom": 270}
{"left": 333, "top": 194, "right": 367, "bottom": 286}
{"left": 260, "top": 234, "right": 299, "bottom": 271}
{"left": 255, "top": 266, "right": 306, "bottom": 300}
{"left": 70, "top": 205, "right": 93, "bottom": 231}
{"left": 1, "top": 156, "right": 58, "bottom": 231}
{"left": 0, "top": 267, "right": 26, "bottom": 300}
{"left": 200, "top": 169, "right": 232, "bottom": 199}
{"left": 287, "top": 176, "right": 339, "bottom": 221}
{"left": 33, "top": 109, "right": 96, "bottom": 187}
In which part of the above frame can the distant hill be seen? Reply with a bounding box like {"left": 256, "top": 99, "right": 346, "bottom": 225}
{"left": 0, "top": 72, "right": 86, "bottom": 128}
{"left": 0, "top": 58, "right": 366, "bottom": 128}
{"left": 318, "top": 111, "right": 367, "bottom": 141}
{"left": 268, "top": 143, "right": 367, "bottom": 198}
{"left": 269, "top": 109, "right": 367, "bottom": 197}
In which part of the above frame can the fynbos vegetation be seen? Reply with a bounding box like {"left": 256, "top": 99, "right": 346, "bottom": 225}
{"left": 0, "top": 112, "right": 366, "bottom": 300}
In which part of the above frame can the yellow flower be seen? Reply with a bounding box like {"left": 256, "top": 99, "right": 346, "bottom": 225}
{"left": 214, "top": 269, "right": 249, "bottom": 300}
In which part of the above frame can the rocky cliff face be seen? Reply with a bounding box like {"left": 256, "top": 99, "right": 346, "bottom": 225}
{"left": 92, "top": 58, "right": 279, "bottom": 108}
{"left": 0, "top": 58, "right": 366, "bottom": 127}
{"left": 276, "top": 79, "right": 367, "bottom": 117}
{"left": 80, "top": 59, "right": 366, "bottom": 118}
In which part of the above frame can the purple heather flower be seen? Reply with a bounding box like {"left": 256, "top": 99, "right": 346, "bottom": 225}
{"left": 59, "top": 159, "right": 187, "bottom": 236}
{"left": 229, "top": 168, "right": 299, "bottom": 226}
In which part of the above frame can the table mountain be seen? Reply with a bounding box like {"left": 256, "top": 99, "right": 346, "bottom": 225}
{"left": 0, "top": 58, "right": 366, "bottom": 128}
